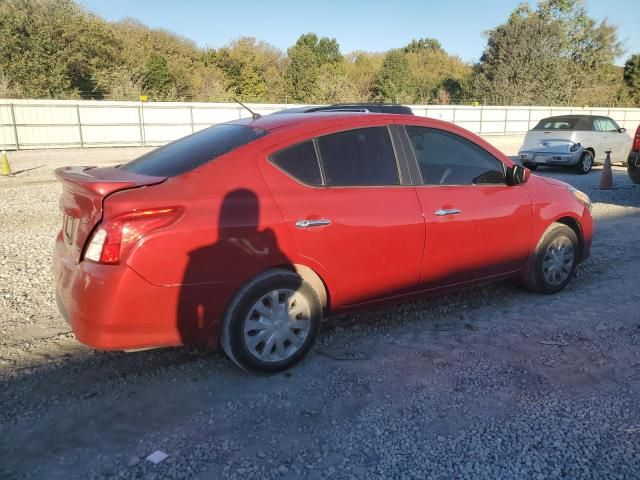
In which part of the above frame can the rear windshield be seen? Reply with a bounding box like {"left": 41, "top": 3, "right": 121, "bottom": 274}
{"left": 533, "top": 118, "right": 578, "bottom": 130}
{"left": 121, "top": 124, "right": 267, "bottom": 177}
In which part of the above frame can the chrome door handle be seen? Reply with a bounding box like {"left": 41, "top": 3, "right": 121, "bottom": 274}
{"left": 434, "top": 209, "right": 461, "bottom": 216}
{"left": 295, "top": 219, "right": 331, "bottom": 228}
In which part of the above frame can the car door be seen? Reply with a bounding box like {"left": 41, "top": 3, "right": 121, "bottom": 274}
{"left": 401, "top": 125, "right": 533, "bottom": 290}
{"left": 592, "top": 117, "right": 618, "bottom": 162}
{"left": 607, "top": 118, "right": 633, "bottom": 161}
{"left": 259, "top": 124, "right": 425, "bottom": 308}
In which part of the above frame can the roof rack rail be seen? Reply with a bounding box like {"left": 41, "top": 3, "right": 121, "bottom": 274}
{"left": 273, "top": 103, "right": 413, "bottom": 116}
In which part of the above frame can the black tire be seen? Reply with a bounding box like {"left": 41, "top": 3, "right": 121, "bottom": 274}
{"left": 524, "top": 223, "right": 579, "bottom": 294}
{"left": 575, "top": 151, "right": 593, "bottom": 174}
{"left": 628, "top": 154, "right": 640, "bottom": 184}
{"left": 221, "top": 269, "right": 322, "bottom": 373}
{"left": 524, "top": 162, "right": 538, "bottom": 171}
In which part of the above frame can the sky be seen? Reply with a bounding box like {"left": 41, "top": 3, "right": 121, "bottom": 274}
{"left": 80, "top": 0, "right": 639, "bottom": 65}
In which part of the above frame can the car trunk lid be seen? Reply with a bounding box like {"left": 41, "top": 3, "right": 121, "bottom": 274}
{"left": 55, "top": 166, "right": 166, "bottom": 262}
{"left": 521, "top": 130, "right": 577, "bottom": 153}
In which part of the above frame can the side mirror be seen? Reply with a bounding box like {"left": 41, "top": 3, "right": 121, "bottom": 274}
{"left": 506, "top": 164, "right": 529, "bottom": 186}
{"left": 619, "top": 127, "right": 627, "bottom": 133}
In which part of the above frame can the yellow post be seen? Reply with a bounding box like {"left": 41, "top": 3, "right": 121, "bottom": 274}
{"left": 1, "top": 150, "right": 12, "bottom": 176}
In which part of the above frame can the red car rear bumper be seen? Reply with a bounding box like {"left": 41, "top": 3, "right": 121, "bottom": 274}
{"left": 53, "top": 235, "right": 230, "bottom": 350}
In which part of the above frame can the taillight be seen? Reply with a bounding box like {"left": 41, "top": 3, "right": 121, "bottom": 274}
{"left": 633, "top": 127, "right": 640, "bottom": 152}
{"left": 84, "top": 207, "right": 183, "bottom": 264}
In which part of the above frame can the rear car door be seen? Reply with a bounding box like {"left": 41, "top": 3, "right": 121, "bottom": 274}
{"left": 401, "top": 125, "right": 533, "bottom": 290}
{"left": 259, "top": 124, "right": 425, "bottom": 308}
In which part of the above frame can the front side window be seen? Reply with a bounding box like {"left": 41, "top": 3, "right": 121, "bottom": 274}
{"left": 593, "top": 118, "right": 619, "bottom": 132}
{"left": 406, "top": 126, "right": 505, "bottom": 186}
{"left": 316, "top": 127, "right": 399, "bottom": 186}
{"left": 270, "top": 141, "right": 322, "bottom": 186}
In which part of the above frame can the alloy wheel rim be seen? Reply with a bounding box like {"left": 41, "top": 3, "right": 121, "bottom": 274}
{"left": 542, "top": 236, "right": 575, "bottom": 286}
{"left": 243, "top": 289, "right": 311, "bottom": 363}
{"left": 583, "top": 155, "right": 592, "bottom": 172}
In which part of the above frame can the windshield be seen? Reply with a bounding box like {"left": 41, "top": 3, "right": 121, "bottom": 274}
{"left": 121, "top": 124, "right": 267, "bottom": 177}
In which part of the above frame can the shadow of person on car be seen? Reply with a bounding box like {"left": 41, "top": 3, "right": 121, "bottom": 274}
{"left": 177, "top": 188, "right": 296, "bottom": 352}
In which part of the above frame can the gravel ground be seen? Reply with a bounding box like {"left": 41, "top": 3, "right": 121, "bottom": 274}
{"left": 1, "top": 149, "right": 639, "bottom": 479}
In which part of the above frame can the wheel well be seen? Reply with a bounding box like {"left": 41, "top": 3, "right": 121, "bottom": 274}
{"left": 585, "top": 147, "right": 595, "bottom": 157}
{"left": 277, "top": 264, "right": 329, "bottom": 311}
{"left": 555, "top": 217, "right": 584, "bottom": 258}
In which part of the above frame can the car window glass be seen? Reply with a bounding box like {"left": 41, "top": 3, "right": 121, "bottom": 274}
{"left": 537, "top": 120, "right": 574, "bottom": 130}
{"left": 270, "top": 141, "right": 322, "bottom": 186}
{"left": 593, "top": 118, "right": 618, "bottom": 132}
{"left": 406, "top": 126, "right": 505, "bottom": 185}
{"left": 122, "top": 124, "right": 267, "bottom": 177}
{"left": 316, "top": 127, "right": 399, "bottom": 186}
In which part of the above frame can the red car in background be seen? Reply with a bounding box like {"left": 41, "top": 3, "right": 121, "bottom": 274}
{"left": 54, "top": 111, "right": 594, "bottom": 372}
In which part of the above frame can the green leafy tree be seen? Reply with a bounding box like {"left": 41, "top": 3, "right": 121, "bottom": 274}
{"left": 624, "top": 54, "right": 640, "bottom": 103}
{"left": 110, "top": 18, "right": 197, "bottom": 101}
{"left": 403, "top": 38, "right": 444, "bottom": 54}
{"left": 404, "top": 38, "right": 471, "bottom": 103}
{"left": 139, "top": 53, "right": 175, "bottom": 100}
{"left": 316, "top": 63, "right": 358, "bottom": 103}
{"left": 285, "top": 33, "right": 342, "bottom": 102}
{"left": 0, "top": 0, "right": 118, "bottom": 98}
{"left": 474, "top": 0, "right": 623, "bottom": 106}
{"left": 343, "top": 52, "right": 384, "bottom": 102}
{"left": 0, "top": 69, "right": 15, "bottom": 97}
{"left": 213, "top": 38, "right": 283, "bottom": 101}
{"left": 0, "top": 0, "right": 633, "bottom": 106}
{"left": 372, "top": 50, "right": 414, "bottom": 103}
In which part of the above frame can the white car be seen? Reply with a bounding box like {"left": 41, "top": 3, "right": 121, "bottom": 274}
{"left": 518, "top": 115, "right": 632, "bottom": 174}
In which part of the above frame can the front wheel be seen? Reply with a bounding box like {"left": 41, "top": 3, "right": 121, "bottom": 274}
{"left": 221, "top": 270, "right": 322, "bottom": 373}
{"left": 575, "top": 151, "right": 593, "bottom": 174}
{"left": 524, "top": 223, "right": 579, "bottom": 294}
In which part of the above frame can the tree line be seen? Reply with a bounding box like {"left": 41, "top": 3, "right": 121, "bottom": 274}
{"left": 1, "top": 0, "right": 639, "bottom": 106}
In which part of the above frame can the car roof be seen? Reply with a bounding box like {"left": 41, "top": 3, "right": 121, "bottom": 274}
{"left": 229, "top": 112, "right": 421, "bottom": 132}
{"left": 537, "top": 114, "right": 616, "bottom": 123}
{"left": 274, "top": 104, "right": 414, "bottom": 115}
{"left": 534, "top": 115, "right": 600, "bottom": 130}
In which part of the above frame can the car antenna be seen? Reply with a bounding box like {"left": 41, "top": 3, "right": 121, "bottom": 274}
{"left": 234, "top": 98, "right": 261, "bottom": 120}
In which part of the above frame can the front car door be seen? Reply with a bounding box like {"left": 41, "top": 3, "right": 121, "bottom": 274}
{"left": 400, "top": 124, "right": 533, "bottom": 290}
{"left": 592, "top": 117, "right": 619, "bottom": 162}
{"left": 604, "top": 117, "right": 633, "bottom": 161}
{"left": 259, "top": 122, "right": 425, "bottom": 308}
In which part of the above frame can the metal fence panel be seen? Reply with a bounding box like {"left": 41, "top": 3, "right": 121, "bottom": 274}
{"left": 0, "top": 99, "right": 639, "bottom": 150}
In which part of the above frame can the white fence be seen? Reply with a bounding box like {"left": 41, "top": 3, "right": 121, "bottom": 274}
{"left": 1, "top": 99, "right": 639, "bottom": 150}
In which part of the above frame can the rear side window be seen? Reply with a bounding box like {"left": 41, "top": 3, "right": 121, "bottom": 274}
{"left": 534, "top": 119, "right": 575, "bottom": 130}
{"left": 406, "top": 126, "right": 505, "bottom": 185}
{"left": 270, "top": 141, "right": 322, "bottom": 186}
{"left": 121, "top": 124, "right": 267, "bottom": 177}
{"left": 593, "top": 117, "right": 619, "bottom": 132}
{"left": 316, "top": 127, "right": 399, "bottom": 186}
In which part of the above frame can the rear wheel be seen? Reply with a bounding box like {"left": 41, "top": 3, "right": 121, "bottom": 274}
{"left": 525, "top": 223, "right": 579, "bottom": 294}
{"left": 575, "top": 151, "right": 593, "bottom": 174}
{"left": 221, "top": 270, "right": 322, "bottom": 373}
{"left": 628, "top": 155, "right": 640, "bottom": 184}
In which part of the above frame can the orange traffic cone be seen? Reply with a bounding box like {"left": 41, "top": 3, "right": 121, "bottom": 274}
{"left": 1, "top": 150, "right": 12, "bottom": 176}
{"left": 598, "top": 150, "right": 613, "bottom": 190}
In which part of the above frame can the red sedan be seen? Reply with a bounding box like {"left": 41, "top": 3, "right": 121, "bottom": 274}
{"left": 53, "top": 112, "right": 593, "bottom": 372}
